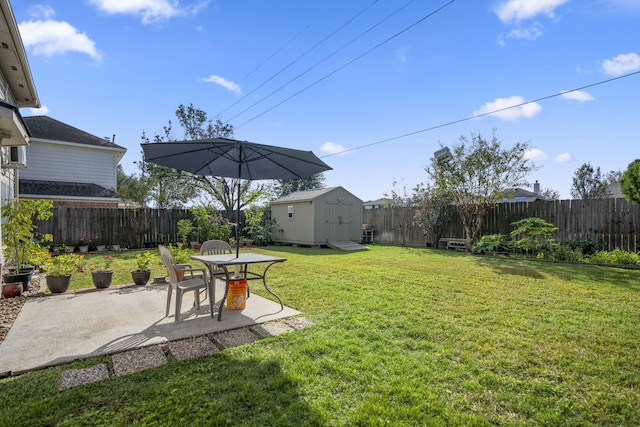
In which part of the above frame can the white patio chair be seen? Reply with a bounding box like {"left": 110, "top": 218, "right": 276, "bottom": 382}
{"left": 158, "top": 244, "right": 208, "bottom": 322}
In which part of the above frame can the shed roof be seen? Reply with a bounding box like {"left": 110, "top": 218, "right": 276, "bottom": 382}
{"left": 272, "top": 186, "right": 363, "bottom": 204}
{"left": 23, "top": 116, "right": 126, "bottom": 150}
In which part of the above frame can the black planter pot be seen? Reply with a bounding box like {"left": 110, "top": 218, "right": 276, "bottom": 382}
{"left": 46, "top": 275, "right": 71, "bottom": 294}
{"left": 92, "top": 271, "right": 114, "bottom": 289}
{"left": 3, "top": 270, "right": 33, "bottom": 292}
{"left": 131, "top": 270, "right": 151, "bottom": 286}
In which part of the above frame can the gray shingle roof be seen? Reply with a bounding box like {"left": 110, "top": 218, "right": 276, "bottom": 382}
{"left": 19, "top": 179, "right": 118, "bottom": 199}
{"left": 272, "top": 187, "right": 337, "bottom": 203}
{"left": 23, "top": 116, "right": 125, "bottom": 150}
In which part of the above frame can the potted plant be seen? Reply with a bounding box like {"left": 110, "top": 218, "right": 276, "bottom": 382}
{"left": 91, "top": 256, "right": 115, "bottom": 289}
{"left": 177, "top": 219, "right": 193, "bottom": 249}
{"left": 2, "top": 199, "right": 53, "bottom": 291}
{"left": 76, "top": 236, "right": 90, "bottom": 253}
{"left": 131, "top": 251, "right": 154, "bottom": 286}
{"left": 44, "top": 253, "right": 85, "bottom": 294}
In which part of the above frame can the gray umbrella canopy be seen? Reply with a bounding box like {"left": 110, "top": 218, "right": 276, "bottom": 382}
{"left": 141, "top": 137, "right": 332, "bottom": 256}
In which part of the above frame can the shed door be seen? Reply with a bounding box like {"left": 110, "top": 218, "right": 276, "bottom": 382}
{"left": 326, "top": 199, "right": 352, "bottom": 241}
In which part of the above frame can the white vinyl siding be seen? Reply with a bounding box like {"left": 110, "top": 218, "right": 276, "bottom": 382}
{"left": 21, "top": 141, "right": 118, "bottom": 189}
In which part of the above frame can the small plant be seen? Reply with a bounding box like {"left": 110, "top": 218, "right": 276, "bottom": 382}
{"left": 2, "top": 199, "right": 53, "bottom": 269}
{"left": 44, "top": 254, "right": 86, "bottom": 277}
{"left": 177, "top": 219, "right": 194, "bottom": 246}
{"left": 92, "top": 256, "right": 115, "bottom": 272}
{"left": 134, "top": 251, "right": 156, "bottom": 272}
{"left": 167, "top": 244, "right": 190, "bottom": 264}
{"left": 510, "top": 217, "right": 558, "bottom": 255}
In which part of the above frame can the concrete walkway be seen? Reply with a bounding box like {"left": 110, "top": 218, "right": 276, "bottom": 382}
{"left": 0, "top": 281, "right": 300, "bottom": 376}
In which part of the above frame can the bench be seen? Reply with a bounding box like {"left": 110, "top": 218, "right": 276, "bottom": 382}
{"left": 439, "top": 238, "right": 467, "bottom": 251}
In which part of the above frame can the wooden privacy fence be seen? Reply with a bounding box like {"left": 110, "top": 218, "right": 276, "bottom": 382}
{"left": 363, "top": 198, "right": 640, "bottom": 252}
{"left": 35, "top": 208, "right": 195, "bottom": 248}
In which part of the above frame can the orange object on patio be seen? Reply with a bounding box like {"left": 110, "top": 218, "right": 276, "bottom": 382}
{"left": 226, "top": 279, "right": 247, "bottom": 310}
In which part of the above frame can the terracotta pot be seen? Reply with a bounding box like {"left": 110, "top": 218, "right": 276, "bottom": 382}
{"left": 46, "top": 275, "right": 71, "bottom": 294}
{"left": 1, "top": 282, "right": 23, "bottom": 298}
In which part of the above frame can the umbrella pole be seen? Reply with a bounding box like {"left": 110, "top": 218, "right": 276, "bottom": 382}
{"left": 236, "top": 158, "right": 241, "bottom": 258}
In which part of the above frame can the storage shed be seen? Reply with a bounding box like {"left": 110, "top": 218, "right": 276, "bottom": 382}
{"left": 271, "top": 187, "right": 363, "bottom": 246}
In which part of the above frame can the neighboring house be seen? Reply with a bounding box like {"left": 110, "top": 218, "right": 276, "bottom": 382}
{"left": 604, "top": 181, "right": 624, "bottom": 198}
{"left": 0, "top": 0, "right": 40, "bottom": 266}
{"left": 19, "top": 116, "right": 126, "bottom": 207}
{"left": 499, "top": 181, "right": 545, "bottom": 203}
{"left": 363, "top": 197, "right": 394, "bottom": 209}
{"left": 271, "top": 186, "right": 363, "bottom": 246}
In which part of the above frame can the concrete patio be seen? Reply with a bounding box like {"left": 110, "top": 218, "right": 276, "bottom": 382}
{"left": 0, "top": 280, "right": 301, "bottom": 376}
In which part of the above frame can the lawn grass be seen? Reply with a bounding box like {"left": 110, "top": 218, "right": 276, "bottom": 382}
{"left": 2, "top": 245, "right": 640, "bottom": 425}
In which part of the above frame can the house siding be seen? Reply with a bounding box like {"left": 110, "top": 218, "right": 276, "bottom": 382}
{"left": 21, "top": 141, "right": 118, "bottom": 189}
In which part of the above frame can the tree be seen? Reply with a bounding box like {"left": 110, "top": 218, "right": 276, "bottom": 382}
{"left": 427, "top": 131, "right": 538, "bottom": 250}
{"left": 273, "top": 173, "right": 326, "bottom": 198}
{"left": 540, "top": 187, "right": 560, "bottom": 201}
{"left": 570, "top": 162, "right": 620, "bottom": 199}
{"left": 412, "top": 183, "right": 452, "bottom": 247}
{"left": 139, "top": 123, "right": 198, "bottom": 209}
{"left": 385, "top": 179, "right": 414, "bottom": 247}
{"left": 620, "top": 159, "right": 640, "bottom": 205}
{"left": 172, "top": 104, "right": 267, "bottom": 218}
{"left": 116, "top": 165, "right": 150, "bottom": 207}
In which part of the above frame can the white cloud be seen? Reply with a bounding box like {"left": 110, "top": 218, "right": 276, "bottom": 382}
{"left": 506, "top": 23, "right": 543, "bottom": 40}
{"left": 28, "top": 105, "right": 49, "bottom": 115}
{"left": 561, "top": 90, "right": 594, "bottom": 102}
{"left": 320, "top": 142, "right": 347, "bottom": 155}
{"left": 201, "top": 75, "right": 242, "bottom": 95}
{"left": 28, "top": 5, "right": 56, "bottom": 19}
{"left": 523, "top": 148, "right": 547, "bottom": 161}
{"left": 87, "top": 0, "right": 209, "bottom": 24}
{"left": 555, "top": 152, "right": 572, "bottom": 163}
{"left": 19, "top": 16, "right": 102, "bottom": 60}
{"left": 473, "top": 96, "right": 542, "bottom": 121}
{"left": 602, "top": 52, "right": 640, "bottom": 76}
{"left": 495, "top": 0, "right": 570, "bottom": 24}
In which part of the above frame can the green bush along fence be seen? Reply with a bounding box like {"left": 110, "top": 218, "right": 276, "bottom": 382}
{"left": 363, "top": 198, "right": 640, "bottom": 252}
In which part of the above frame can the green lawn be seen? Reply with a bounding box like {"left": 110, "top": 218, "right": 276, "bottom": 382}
{"left": 2, "top": 245, "right": 640, "bottom": 426}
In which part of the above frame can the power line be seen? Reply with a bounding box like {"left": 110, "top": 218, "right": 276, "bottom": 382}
{"left": 235, "top": 0, "right": 456, "bottom": 129}
{"left": 228, "top": 0, "right": 420, "bottom": 122}
{"left": 216, "top": 1, "right": 380, "bottom": 118}
{"left": 320, "top": 70, "right": 640, "bottom": 158}
{"left": 240, "top": 19, "right": 318, "bottom": 82}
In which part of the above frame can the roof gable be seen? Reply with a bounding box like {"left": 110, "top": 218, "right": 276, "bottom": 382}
{"left": 272, "top": 186, "right": 363, "bottom": 204}
{"left": 23, "top": 116, "right": 125, "bottom": 150}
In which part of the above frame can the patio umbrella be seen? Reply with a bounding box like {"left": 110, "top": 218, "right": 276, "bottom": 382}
{"left": 141, "top": 137, "right": 332, "bottom": 256}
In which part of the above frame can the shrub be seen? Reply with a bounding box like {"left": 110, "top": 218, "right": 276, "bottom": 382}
{"left": 167, "top": 244, "right": 190, "bottom": 264}
{"left": 540, "top": 243, "right": 584, "bottom": 262}
{"left": 510, "top": 217, "right": 558, "bottom": 255}
{"left": 473, "top": 234, "right": 512, "bottom": 254}
{"left": 590, "top": 249, "right": 640, "bottom": 265}
{"left": 561, "top": 237, "right": 604, "bottom": 256}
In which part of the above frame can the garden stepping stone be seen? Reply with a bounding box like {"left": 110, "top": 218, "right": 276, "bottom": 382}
{"left": 112, "top": 345, "right": 167, "bottom": 376}
{"left": 250, "top": 321, "right": 294, "bottom": 337}
{"left": 168, "top": 336, "right": 220, "bottom": 361}
{"left": 59, "top": 363, "right": 110, "bottom": 391}
{"left": 286, "top": 317, "right": 315, "bottom": 329}
{"left": 212, "top": 328, "right": 259, "bottom": 348}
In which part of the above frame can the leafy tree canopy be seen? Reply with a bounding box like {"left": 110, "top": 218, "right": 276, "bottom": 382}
{"left": 273, "top": 173, "right": 326, "bottom": 199}
{"left": 620, "top": 159, "right": 640, "bottom": 205}
{"left": 427, "top": 130, "right": 538, "bottom": 249}
{"left": 570, "top": 162, "right": 621, "bottom": 199}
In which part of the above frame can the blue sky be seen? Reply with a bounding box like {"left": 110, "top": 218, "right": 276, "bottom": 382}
{"left": 13, "top": 0, "right": 640, "bottom": 202}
